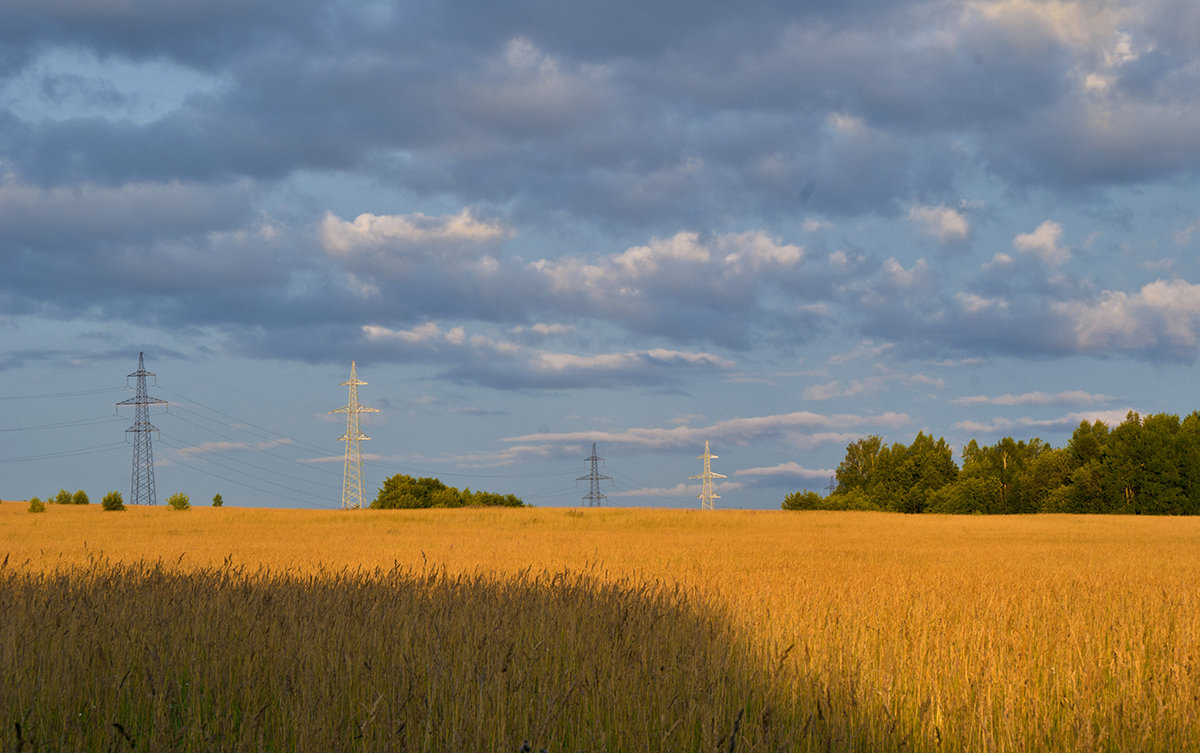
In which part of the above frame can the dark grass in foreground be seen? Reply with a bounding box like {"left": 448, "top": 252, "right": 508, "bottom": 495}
{"left": 0, "top": 560, "right": 862, "bottom": 752}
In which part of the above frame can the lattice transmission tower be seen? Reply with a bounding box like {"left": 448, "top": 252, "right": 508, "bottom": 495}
{"left": 331, "top": 361, "right": 379, "bottom": 510}
{"left": 116, "top": 352, "right": 168, "bottom": 505}
{"left": 689, "top": 439, "right": 726, "bottom": 510}
{"left": 578, "top": 442, "right": 612, "bottom": 506}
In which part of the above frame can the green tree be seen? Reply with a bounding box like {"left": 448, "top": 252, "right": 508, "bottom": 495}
{"left": 166, "top": 492, "right": 191, "bottom": 511}
{"left": 1180, "top": 411, "right": 1200, "bottom": 514}
{"left": 101, "top": 491, "right": 125, "bottom": 511}
{"left": 834, "top": 435, "right": 883, "bottom": 494}
{"left": 904, "top": 432, "right": 959, "bottom": 513}
{"left": 53, "top": 489, "right": 72, "bottom": 505}
{"left": 28, "top": 497, "right": 46, "bottom": 513}
{"left": 959, "top": 437, "right": 1048, "bottom": 513}
{"left": 927, "top": 476, "right": 1003, "bottom": 514}
{"left": 1025, "top": 447, "right": 1073, "bottom": 512}
{"left": 212, "top": 493, "right": 224, "bottom": 507}
{"left": 1060, "top": 419, "right": 1111, "bottom": 513}
{"left": 1102, "top": 411, "right": 1145, "bottom": 514}
{"left": 72, "top": 489, "right": 89, "bottom": 505}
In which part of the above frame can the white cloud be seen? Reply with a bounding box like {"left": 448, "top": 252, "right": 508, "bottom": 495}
{"left": 952, "top": 390, "right": 1114, "bottom": 406}
{"left": 608, "top": 481, "right": 745, "bottom": 500}
{"left": 803, "top": 377, "right": 883, "bottom": 401}
{"left": 530, "top": 323, "right": 573, "bottom": 336}
{"left": 320, "top": 209, "right": 509, "bottom": 255}
{"left": 1014, "top": 220, "right": 1069, "bottom": 266}
{"left": 533, "top": 230, "right": 803, "bottom": 296}
{"left": 803, "top": 372, "right": 944, "bottom": 401}
{"left": 1052, "top": 279, "right": 1200, "bottom": 353}
{"left": 909, "top": 204, "right": 970, "bottom": 243}
{"left": 1175, "top": 220, "right": 1200, "bottom": 246}
{"left": 881, "top": 257, "right": 932, "bottom": 289}
{"left": 361, "top": 322, "right": 734, "bottom": 386}
{"left": 177, "top": 438, "right": 294, "bottom": 454}
{"left": 984, "top": 252, "right": 1015, "bottom": 271}
{"left": 735, "top": 462, "right": 834, "bottom": 480}
{"left": 505, "top": 409, "right": 910, "bottom": 450}
{"left": 955, "top": 408, "right": 1134, "bottom": 435}
{"left": 956, "top": 292, "right": 1009, "bottom": 314}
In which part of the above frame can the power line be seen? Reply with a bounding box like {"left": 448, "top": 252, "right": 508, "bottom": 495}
{"left": 0, "top": 386, "right": 126, "bottom": 400}
{"left": 158, "top": 431, "right": 341, "bottom": 493}
{"left": 0, "top": 442, "right": 127, "bottom": 465}
{"left": 0, "top": 415, "right": 126, "bottom": 433}
{"left": 157, "top": 436, "right": 332, "bottom": 509}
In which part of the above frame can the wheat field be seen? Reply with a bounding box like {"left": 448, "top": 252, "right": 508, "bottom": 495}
{"left": 2, "top": 502, "right": 1199, "bottom": 751}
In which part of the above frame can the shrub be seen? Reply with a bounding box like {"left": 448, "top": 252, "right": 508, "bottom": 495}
{"left": 53, "top": 489, "right": 72, "bottom": 505}
{"left": 28, "top": 497, "right": 45, "bottom": 513}
{"left": 72, "top": 489, "right": 89, "bottom": 505}
{"left": 781, "top": 490, "right": 826, "bottom": 510}
{"left": 212, "top": 493, "right": 223, "bottom": 507}
{"left": 101, "top": 491, "right": 125, "bottom": 511}
{"left": 166, "top": 493, "right": 190, "bottom": 511}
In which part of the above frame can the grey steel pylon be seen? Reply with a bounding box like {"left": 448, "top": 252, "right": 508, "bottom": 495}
{"left": 117, "top": 352, "right": 168, "bottom": 505}
{"left": 689, "top": 439, "right": 726, "bottom": 509}
{"left": 578, "top": 442, "right": 612, "bottom": 506}
{"left": 331, "top": 361, "right": 379, "bottom": 509}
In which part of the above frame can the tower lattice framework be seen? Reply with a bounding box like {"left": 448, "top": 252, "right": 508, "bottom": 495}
{"left": 689, "top": 439, "right": 726, "bottom": 510}
{"left": 578, "top": 442, "right": 612, "bottom": 506}
{"left": 117, "top": 352, "right": 168, "bottom": 506}
{"left": 331, "top": 361, "right": 379, "bottom": 510}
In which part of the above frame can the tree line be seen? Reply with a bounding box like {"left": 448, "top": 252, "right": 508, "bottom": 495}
{"left": 784, "top": 411, "right": 1200, "bottom": 514}
{"left": 372, "top": 474, "right": 524, "bottom": 509}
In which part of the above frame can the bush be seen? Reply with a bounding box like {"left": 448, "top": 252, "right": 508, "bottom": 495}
{"left": 101, "top": 491, "right": 125, "bottom": 511}
{"left": 53, "top": 489, "right": 72, "bottom": 505}
{"left": 781, "top": 490, "right": 828, "bottom": 510}
{"left": 166, "top": 493, "right": 191, "bottom": 511}
{"left": 212, "top": 493, "right": 223, "bottom": 507}
{"left": 28, "top": 497, "right": 46, "bottom": 513}
{"left": 72, "top": 489, "right": 89, "bottom": 505}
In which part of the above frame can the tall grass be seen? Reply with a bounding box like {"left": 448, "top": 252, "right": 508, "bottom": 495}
{"left": 3, "top": 503, "right": 1200, "bottom": 750}
{"left": 1, "top": 559, "right": 824, "bottom": 752}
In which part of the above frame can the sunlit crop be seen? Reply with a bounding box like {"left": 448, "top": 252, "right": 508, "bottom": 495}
{"left": 2, "top": 503, "right": 1198, "bottom": 751}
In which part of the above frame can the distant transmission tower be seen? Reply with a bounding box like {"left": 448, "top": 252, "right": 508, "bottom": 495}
{"left": 116, "top": 352, "right": 168, "bottom": 505}
{"left": 689, "top": 439, "right": 726, "bottom": 510}
{"left": 578, "top": 442, "right": 613, "bottom": 506}
{"left": 330, "top": 361, "right": 379, "bottom": 510}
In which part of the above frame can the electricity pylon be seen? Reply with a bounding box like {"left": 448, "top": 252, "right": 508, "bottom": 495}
{"left": 578, "top": 442, "right": 612, "bottom": 506}
{"left": 117, "top": 352, "right": 168, "bottom": 505}
{"left": 689, "top": 439, "right": 726, "bottom": 509}
{"left": 331, "top": 361, "right": 378, "bottom": 510}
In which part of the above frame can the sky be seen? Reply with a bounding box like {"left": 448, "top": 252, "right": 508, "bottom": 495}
{"left": 4, "top": 0, "right": 1200, "bottom": 510}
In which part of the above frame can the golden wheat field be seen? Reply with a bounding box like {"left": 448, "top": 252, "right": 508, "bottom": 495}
{"left": 2, "top": 501, "right": 1200, "bottom": 751}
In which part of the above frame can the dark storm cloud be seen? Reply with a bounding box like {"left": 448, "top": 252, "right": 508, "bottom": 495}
{"left": 6, "top": 0, "right": 1200, "bottom": 379}
{"left": 0, "top": 0, "right": 328, "bottom": 70}
{"left": 9, "top": 0, "right": 1198, "bottom": 218}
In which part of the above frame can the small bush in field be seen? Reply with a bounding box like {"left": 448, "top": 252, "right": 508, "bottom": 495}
{"left": 28, "top": 497, "right": 46, "bottom": 513}
{"left": 53, "top": 489, "right": 72, "bottom": 505}
{"left": 101, "top": 491, "right": 125, "bottom": 511}
{"left": 212, "top": 493, "right": 223, "bottom": 507}
{"left": 72, "top": 490, "right": 89, "bottom": 505}
{"left": 166, "top": 493, "right": 190, "bottom": 511}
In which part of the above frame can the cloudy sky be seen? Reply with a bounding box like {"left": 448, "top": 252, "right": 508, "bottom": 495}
{"left": 4, "top": 0, "right": 1200, "bottom": 509}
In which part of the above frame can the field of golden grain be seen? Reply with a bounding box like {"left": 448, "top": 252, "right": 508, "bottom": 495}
{"left": 3, "top": 502, "right": 1200, "bottom": 751}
